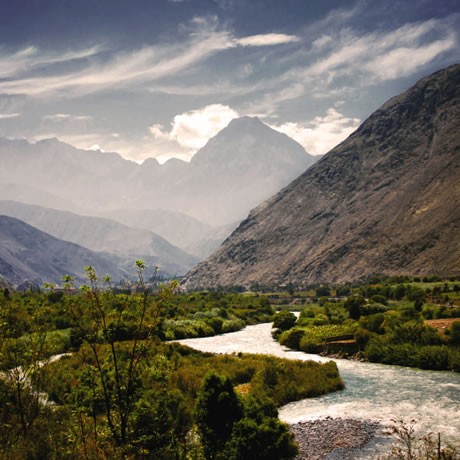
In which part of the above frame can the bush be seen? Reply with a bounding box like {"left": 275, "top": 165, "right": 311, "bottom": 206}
{"left": 449, "top": 321, "right": 460, "bottom": 346}
{"left": 279, "top": 328, "right": 305, "bottom": 349}
{"left": 355, "top": 328, "right": 375, "bottom": 348}
{"left": 221, "top": 319, "right": 245, "bottom": 333}
{"left": 359, "top": 313, "right": 385, "bottom": 334}
{"left": 273, "top": 311, "right": 297, "bottom": 332}
{"left": 299, "top": 337, "right": 322, "bottom": 354}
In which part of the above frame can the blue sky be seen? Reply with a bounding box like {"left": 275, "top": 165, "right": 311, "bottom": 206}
{"left": 0, "top": 0, "right": 459, "bottom": 162}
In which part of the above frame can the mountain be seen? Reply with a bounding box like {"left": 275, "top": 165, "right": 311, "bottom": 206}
{"left": 174, "top": 117, "right": 315, "bottom": 225}
{"left": 0, "top": 215, "right": 127, "bottom": 285}
{"left": 0, "top": 201, "right": 197, "bottom": 276}
{"left": 0, "top": 117, "right": 317, "bottom": 227}
{"left": 0, "top": 137, "right": 140, "bottom": 212}
{"left": 167, "top": 116, "right": 317, "bottom": 225}
{"left": 182, "top": 64, "right": 460, "bottom": 289}
{"left": 98, "top": 208, "right": 212, "bottom": 255}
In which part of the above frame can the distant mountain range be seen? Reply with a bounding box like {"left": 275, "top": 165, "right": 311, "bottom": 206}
{"left": 183, "top": 64, "right": 460, "bottom": 288}
{"left": 0, "top": 200, "right": 198, "bottom": 277}
{"left": 0, "top": 215, "right": 127, "bottom": 286}
{"left": 0, "top": 117, "right": 317, "bottom": 285}
{"left": 0, "top": 116, "right": 316, "bottom": 227}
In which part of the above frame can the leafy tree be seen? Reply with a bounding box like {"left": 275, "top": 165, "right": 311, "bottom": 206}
{"left": 195, "top": 373, "right": 242, "bottom": 459}
{"left": 224, "top": 395, "right": 297, "bottom": 460}
{"left": 62, "top": 262, "right": 178, "bottom": 455}
{"left": 345, "top": 296, "right": 365, "bottom": 320}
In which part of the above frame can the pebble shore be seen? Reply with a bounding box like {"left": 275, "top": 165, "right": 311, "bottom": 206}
{"left": 290, "top": 416, "right": 381, "bottom": 460}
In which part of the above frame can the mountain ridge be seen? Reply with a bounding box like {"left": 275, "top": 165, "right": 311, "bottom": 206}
{"left": 0, "top": 200, "right": 198, "bottom": 276}
{"left": 0, "top": 215, "right": 129, "bottom": 286}
{"left": 182, "top": 64, "right": 460, "bottom": 288}
{"left": 0, "top": 116, "right": 317, "bottom": 227}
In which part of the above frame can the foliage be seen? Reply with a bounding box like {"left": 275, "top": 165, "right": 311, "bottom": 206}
{"left": 195, "top": 374, "right": 297, "bottom": 460}
{"left": 272, "top": 277, "right": 460, "bottom": 372}
{"left": 272, "top": 310, "right": 297, "bottom": 332}
{"left": 224, "top": 396, "right": 298, "bottom": 460}
{"left": 195, "top": 373, "right": 243, "bottom": 459}
{"left": 382, "top": 419, "right": 458, "bottom": 460}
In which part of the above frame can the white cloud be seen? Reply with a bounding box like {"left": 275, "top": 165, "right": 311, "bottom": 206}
{"left": 150, "top": 104, "right": 239, "bottom": 152}
{"left": 312, "top": 34, "right": 333, "bottom": 49}
{"left": 0, "top": 13, "right": 301, "bottom": 98}
{"left": 269, "top": 108, "right": 361, "bottom": 155}
{"left": 0, "top": 112, "right": 20, "bottom": 119}
{"left": 44, "top": 113, "right": 92, "bottom": 122}
{"left": 364, "top": 36, "right": 455, "bottom": 81}
{"left": 0, "top": 45, "right": 102, "bottom": 79}
{"left": 236, "top": 33, "right": 300, "bottom": 47}
{"left": 303, "top": 19, "right": 456, "bottom": 83}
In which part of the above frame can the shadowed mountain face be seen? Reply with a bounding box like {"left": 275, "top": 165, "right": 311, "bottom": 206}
{"left": 0, "top": 215, "right": 128, "bottom": 285}
{"left": 0, "top": 117, "right": 316, "bottom": 227}
{"left": 0, "top": 201, "right": 198, "bottom": 277}
{"left": 182, "top": 65, "right": 460, "bottom": 289}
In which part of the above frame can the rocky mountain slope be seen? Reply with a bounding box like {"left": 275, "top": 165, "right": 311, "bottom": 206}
{"left": 183, "top": 64, "right": 460, "bottom": 288}
{"left": 0, "top": 215, "right": 128, "bottom": 285}
{"left": 0, "top": 201, "right": 197, "bottom": 276}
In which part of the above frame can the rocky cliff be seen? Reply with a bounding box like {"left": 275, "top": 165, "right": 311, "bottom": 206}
{"left": 183, "top": 64, "right": 460, "bottom": 288}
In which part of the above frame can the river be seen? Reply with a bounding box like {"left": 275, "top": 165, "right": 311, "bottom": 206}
{"left": 178, "top": 322, "right": 460, "bottom": 451}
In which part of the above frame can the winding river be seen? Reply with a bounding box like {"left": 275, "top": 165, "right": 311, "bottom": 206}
{"left": 178, "top": 322, "right": 460, "bottom": 450}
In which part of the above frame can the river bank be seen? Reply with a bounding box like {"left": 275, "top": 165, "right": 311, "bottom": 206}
{"left": 289, "top": 417, "right": 381, "bottom": 460}
{"left": 178, "top": 322, "right": 460, "bottom": 450}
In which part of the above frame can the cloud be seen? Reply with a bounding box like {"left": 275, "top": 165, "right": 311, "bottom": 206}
{"left": 0, "top": 14, "right": 301, "bottom": 98}
{"left": 364, "top": 36, "right": 455, "bottom": 81}
{"left": 302, "top": 19, "right": 456, "bottom": 83}
{"left": 0, "top": 45, "right": 102, "bottom": 79}
{"left": 43, "top": 113, "right": 92, "bottom": 121}
{"left": 0, "top": 112, "right": 21, "bottom": 119}
{"left": 236, "top": 33, "right": 300, "bottom": 47}
{"left": 269, "top": 108, "right": 361, "bottom": 155}
{"left": 242, "top": 83, "right": 305, "bottom": 117}
{"left": 312, "top": 34, "right": 333, "bottom": 49}
{"left": 150, "top": 104, "right": 239, "bottom": 152}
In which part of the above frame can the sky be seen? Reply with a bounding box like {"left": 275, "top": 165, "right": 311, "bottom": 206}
{"left": 0, "top": 0, "right": 459, "bottom": 163}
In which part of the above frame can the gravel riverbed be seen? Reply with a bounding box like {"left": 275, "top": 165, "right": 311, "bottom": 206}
{"left": 290, "top": 417, "right": 381, "bottom": 460}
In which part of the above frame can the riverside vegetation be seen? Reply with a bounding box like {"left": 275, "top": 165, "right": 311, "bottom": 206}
{"left": 1, "top": 268, "right": 459, "bottom": 459}
{"left": 272, "top": 276, "right": 460, "bottom": 372}
{"left": 0, "top": 263, "right": 343, "bottom": 459}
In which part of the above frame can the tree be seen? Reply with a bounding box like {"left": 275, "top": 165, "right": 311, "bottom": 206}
{"left": 225, "top": 395, "right": 298, "bottom": 460}
{"left": 195, "top": 373, "right": 242, "bottom": 459}
{"left": 272, "top": 311, "right": 297, "bottom": 332}
{"left": 345, "top": 296, "right": 365, "bottom": 320}
{"left": 63, "top": 262, "right": 178, "bottom": 455}
{"left": 449, "top": 321, "right": 460, "bottom": 346}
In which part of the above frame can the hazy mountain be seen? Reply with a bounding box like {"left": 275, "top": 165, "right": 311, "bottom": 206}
{"left": 98, "top": 208, "right": 212, "bottom": 253}
{"left": 0, "top": 215, "right": 127, "bottom": 285}
{"left": 98, "top": 208, "right": 241, "bottom": 258}
{"left": 0, "top": 182, "right": 81, "bottom": 212}
{"left": 184, "top": 221, "right": 241, "bottom": 259}
{"left": 0, "top": 137, "right": 139, "bottom": 212}
{"left": 0, "top": 117, "right": 317, "bottom": 228}
{"left": 153, "top": 116, "right": 317, "bottom": 225}
{"left": 0, "top": 201, "right": 197, "bottom": 276}
{"left": 182, "top": 65, "right": 460, "bottom": 288}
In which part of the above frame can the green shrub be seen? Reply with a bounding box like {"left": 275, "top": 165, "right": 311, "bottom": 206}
{"left": 221, "top": 319, "right": 245, "bottom": 333}
{"left": 273, "top": 311, "right": 297, "bottom": 332}
{"left": 279, "top": 328, "right": 305, "bottom": 349}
